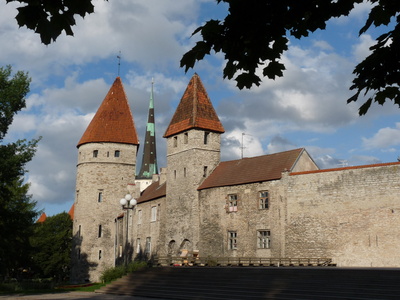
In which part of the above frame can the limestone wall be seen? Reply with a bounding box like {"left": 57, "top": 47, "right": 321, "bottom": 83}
{"left": 284, "top": 164, "right": 400, "bottom": 266}
{"left": 162, "top": 130, "right": 221, "bottom": 255}
{"left": 198, "top": 180, "right": 286, "bottom": 258}
{"left": 71, "top": 142, "right": 137, "bottom": 283}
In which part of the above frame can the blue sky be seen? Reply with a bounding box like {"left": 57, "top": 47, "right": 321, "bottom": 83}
{"left": 1, "top": 0, "right": 399, "bottom": 217}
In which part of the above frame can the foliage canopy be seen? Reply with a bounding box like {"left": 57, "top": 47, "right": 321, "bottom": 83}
{"left": 0, "top": 65, "right": 39, "bottom": 277}
{"left": 6, "top": 0, "right": 400, "bottom": 114}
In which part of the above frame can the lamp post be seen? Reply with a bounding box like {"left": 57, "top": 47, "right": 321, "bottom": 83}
{"left": 119, "top": 193, "right": 136, "bottom": 265}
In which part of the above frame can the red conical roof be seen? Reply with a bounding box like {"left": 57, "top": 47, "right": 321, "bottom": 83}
{"left": 77, "top": 77, "right": 139, "bottom": 147}
{"left": 164, "top": 74, "right": 224, "bottom": 138}
{"left": 37, "top": 212, "right": 47, "bottom": 223}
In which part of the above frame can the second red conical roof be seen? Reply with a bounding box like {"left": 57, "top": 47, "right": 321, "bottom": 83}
{"left": 77, "top": 77, "right": 139, "bottom": 147}
{"left": 164, "top": 74, "right": 224, "bottom": 138}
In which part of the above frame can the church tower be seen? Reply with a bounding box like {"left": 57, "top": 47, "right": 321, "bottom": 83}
{"left": 71, "top": 77, "right": 139, "bottom": 283}
{"left": 162, "top": 73, "right": 224, "bottom": 255}
{"left": 136, "top": 80, "right": 159, "bottom": 192}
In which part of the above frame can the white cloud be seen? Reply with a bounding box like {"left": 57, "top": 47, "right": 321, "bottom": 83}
{"left": 352, "top": 34, "right": 375, "bottom": 62}
{"left": 362, "top": 123, "right": 400, "bottom": 149}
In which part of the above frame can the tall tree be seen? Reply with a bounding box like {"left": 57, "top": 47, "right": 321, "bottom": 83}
{"left": 6, "top": 0, "right": 400, "bottom": 114}
{"left": 31, "top": 212, "right": 72, "bottom": 281}
{"left": 0, "top": 65, "right": 39, "bottom": 278}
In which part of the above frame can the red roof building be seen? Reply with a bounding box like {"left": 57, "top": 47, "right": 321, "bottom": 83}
{"left": 77, "top": 77, "right": 139, "bottom": 147}
{"left": 164, "top": 73, "right": 224, "bottom": 138}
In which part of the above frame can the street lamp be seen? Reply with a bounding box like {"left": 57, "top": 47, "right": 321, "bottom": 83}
{"left": 119, "top": 193, "right": 136, "bottom": 265}
{"left": 120, "top": 193, "right": 137, "bottom": 209}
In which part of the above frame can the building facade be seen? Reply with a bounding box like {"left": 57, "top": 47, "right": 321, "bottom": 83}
{"left": 71, "top": 74, "right": 400, "bottom": 283}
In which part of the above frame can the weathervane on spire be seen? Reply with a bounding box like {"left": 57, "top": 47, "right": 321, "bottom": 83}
{"left": 117, "top": 51, "right": 122, "bottom": 76}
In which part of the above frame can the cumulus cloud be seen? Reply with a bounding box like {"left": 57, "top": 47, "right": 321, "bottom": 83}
{"left": 362, "top": 123, "right": 400, "bottom": 149}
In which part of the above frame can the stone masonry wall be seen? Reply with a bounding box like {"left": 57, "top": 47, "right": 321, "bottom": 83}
{"left": 162, "top": 130, "right": 221, "bottom": 256}
{"left": 284, "top": 164, "right": 400, "bottom": 267}
{"left": 71, "top": 142, "right": 137, "bottom": 283}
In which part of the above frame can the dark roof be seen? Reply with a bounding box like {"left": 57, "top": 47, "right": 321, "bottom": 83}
{"left": 77, "top": 77, "right": 139, "bottom": 147}
{"left": 137, "top": 180, "right": 166, "bottom": 203}
{"left": 198, "top": 148, "right": 304, "bottom": 190}
{"left": 164, "top": 73, "right": 224, "bottom": 138}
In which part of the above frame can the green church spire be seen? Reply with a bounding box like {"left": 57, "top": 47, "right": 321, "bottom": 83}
{"left": 137, "top": 79, "right": 159, "bottom": 179}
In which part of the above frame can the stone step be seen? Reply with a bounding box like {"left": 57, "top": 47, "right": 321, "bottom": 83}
{"left": 96, "top": 267, "right": 400, "bottom": 299}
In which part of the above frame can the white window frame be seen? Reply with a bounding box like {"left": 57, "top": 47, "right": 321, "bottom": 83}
{"left": 228, "top": 194, "right": 238, "bottom": 212}
{"left": 228, "top": 231, "right": 237, "bottom": 250}
{"left": 151, "top": 206, "right": 157, "bottom": 222}
{"left": 259, "top": 191, "right": 269, "bottom": 209}
{"left": 257, "top": 230, "right": 271, "bottom": 249}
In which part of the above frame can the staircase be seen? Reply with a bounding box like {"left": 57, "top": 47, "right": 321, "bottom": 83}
{"left": 96, "top": 267, "right": 400, "bottom": 299}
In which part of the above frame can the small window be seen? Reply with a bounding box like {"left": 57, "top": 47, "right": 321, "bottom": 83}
{"left": 98, "top": 191, "right": 103, "bottom": 203}
{"left": 204, "top": 132, "right": 210, "bottom": 144}
{"left": 119, "top": 245, "right": 123, "bottom": 257}
{"left": 98, "top": 225, "right": 102, "bottom": 238}
{"left": 99, "top": 250, "right": 102, "bottom": 260}
{"left": 151, "top": 206, "right": 157, "bottom": 222}
{"left": 203, "top": 166, "right": 208, "bottom": 177}
{"left": 114, "top": 150, "right": 120, "bottom": 157}
{"left": 145, "top": 237, "right": 151, "bottom": 254}
{"left": 184, "top": 167, "right": 187, "bottom": 177}
{"left": 174, "top": 170, "right": 176, "bottom": 179}
{"left": 227, "top": 194, "right": 238, "bottom": 212}
{"left": 258, "top": 230, "right": 271, "bottom": 249}
{"left": 184, "top": 132, "right": 188, "bottom": 144}
{"left": 137, "top": 210, "right": 142, "bottom": 224}
{"left": 78, "top": 225, "right": 81, "bottom": 238}
{"left": 259, "top": 191, "right": 269, "bottom": 209}
{"left": 93, "top": 150, "right": 98, "bottom": 158}
{"left": 107, "top": 151, "right": 110, "bottom": 157}
{"left": 228, "top": 231, "right": 237, "bottom": 250}
{"left": 173, "top": 136, "right": 178, "bottom": 147}
{"left": 136, "top": 238, "right": 141, "bottom": 254}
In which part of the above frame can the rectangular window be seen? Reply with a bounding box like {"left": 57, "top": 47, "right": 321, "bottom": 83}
{"left": 173, "top": 136, "right": 178, "bottom": 147}
{"left": 204, "top": 132, "right": 210, "bottom": 144}
{"left": 184, "top": 167, "right": 186, "bottom": 177}
{"left": 98, "top": 191, "right": 103, "bottom": 203}
{"left": 119, "top": 245, "right": 123, "bottom": 257}
{"left": 259, "top": 191, "right": 269, "bottom": 209}
{"left": 136, "top": 238, "right": 141, "bottom": 254}
{"left": 203, "top": 166, "right": 208, "bottom": 177}
{"left": 114, "top": 150, "right": 120, "bottom": 157}
{"left": 258, "top": 230, "right": 271, "bottom": 249}
{"left": 93, "top": 150, "right": 98, "bottom": 157}
{"left": 98, "top": 225, "right": 102, "bottom": 238}
{"left": 145, "top": 237, "right": 151, "bottom": 254}
{"left": 151, "top": 206, "right": 157, "bottom": 222}
{"left": 137, "top": 210, "right": 142, "bottom": 224}
{"left": 228, "top": 194, "right": 238, "bottom": 212}
{"left": 99, "top": 250, "right": 102, "bottom": 260}
{"left": 228, "top": 231, "right": 237, "bottom": 250}
{"left": 184, "top": 132, "right": 188, "bottom": 144}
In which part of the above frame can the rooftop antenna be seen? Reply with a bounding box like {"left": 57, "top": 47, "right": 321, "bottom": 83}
{"left": 117, "top": 51, "right": 122, "bottom": 76}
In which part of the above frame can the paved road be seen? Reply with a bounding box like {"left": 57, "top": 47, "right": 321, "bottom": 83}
{"left": 0, "top": 292, "right": 165, "bottom": 300}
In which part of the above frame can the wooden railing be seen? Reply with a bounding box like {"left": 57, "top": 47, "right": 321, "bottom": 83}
{"left": 153, "top": 256, "right": 334, "bottom": 267}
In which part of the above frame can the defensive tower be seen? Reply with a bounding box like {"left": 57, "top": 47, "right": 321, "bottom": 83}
{"left": 71, "top": 77, "right": 139, "bottom": 282}
{"left": 161, "top": 73, "right": 224, "bottom": 255}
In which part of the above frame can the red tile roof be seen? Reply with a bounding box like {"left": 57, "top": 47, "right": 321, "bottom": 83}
{"left": 68, "top": 204, "right": 74, "bottom": 220}
{"left": 37, "top": 212, "right": 47, "bottom": 223}
{"left": 137, "top": 181, "right": 166, "bottom": 203}
{"left": 198, "top": 148, "right": 304, "bottom": 190}
{"left": 77, "top": 77, "right": 139, "bottom": 147}
{"left": 290, "top": 161, "right": 400, "bottom": 176}
{"left": 164, "top": 74, "right": 224, "bottom": 138}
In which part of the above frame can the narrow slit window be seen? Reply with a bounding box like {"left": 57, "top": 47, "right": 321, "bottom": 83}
{"left": 173, "top": 136, "right": 178, "bottom": 147}
{"left": 98, "top": 191, "right": 103, "bottom": 203}
{"left": 98, "top": 225, "right": 102, "bottom": 238}
{"left": 184, "top": 132, "right": 188, "bottom": 144}
{"left": 204, "top": 132, "right": 210, "bottom": 144}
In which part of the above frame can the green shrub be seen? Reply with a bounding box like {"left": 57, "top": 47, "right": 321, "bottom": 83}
{"left": 100, "top": 261, "right": 149, "bottom": 283}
